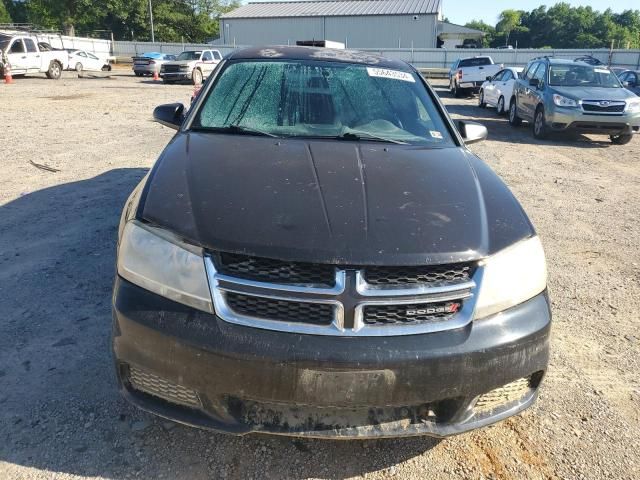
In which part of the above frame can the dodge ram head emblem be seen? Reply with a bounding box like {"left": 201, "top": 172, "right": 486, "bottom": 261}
{"left": 406, "top": 302, "right": 461, "bottom": 316}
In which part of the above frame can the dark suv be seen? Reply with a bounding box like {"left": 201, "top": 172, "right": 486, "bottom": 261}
{"left": 112, "top": 46, "right": 551, "bottom": 439}
{"left": 509, "top": 57, "right": 640, "bottom": 144}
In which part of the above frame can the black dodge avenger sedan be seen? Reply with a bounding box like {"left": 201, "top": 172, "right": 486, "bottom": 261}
{"left": 113, "top": 46, "right": 550, "bottom": 438}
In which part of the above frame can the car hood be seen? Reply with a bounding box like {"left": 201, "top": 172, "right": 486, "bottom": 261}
{"left": 140, "top": 133, "right": 534, "bottom": 265}
{"left": 552, "top": 86, "right": 633, "bottom": 101}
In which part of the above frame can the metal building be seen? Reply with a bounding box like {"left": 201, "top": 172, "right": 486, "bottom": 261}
{"left": 219, "top": 0, "right": 443, "bottom": 49}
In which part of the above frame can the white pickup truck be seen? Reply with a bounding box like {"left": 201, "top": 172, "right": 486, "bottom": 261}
{"left": 0, "top": 31, "right": 69, "bottom": 79}
{"left": 448, "top": 56, "right": 503, "bottom": 97}
{"left": 160, "top": 49, "right": 222, "bottom": 85}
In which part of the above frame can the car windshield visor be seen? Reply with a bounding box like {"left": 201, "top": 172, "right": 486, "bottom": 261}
{"left": 192, "top": 60, "right": 455, "bottom": 147}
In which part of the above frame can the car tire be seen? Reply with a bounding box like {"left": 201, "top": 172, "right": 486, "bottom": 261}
{"left": 192, "top": 68, "right": 203, "bottom": 86}
{"left": 610, "top": 134, "right": 633, "bottom": 145}
{"left": 533, "top": 106, "right": 548, "bottom": 139}
{"left": 478, "top": 90, "right": 487, "bottom": 108}
{"left": 135, "top": 72, "right": 142, "bottom": 77}
{"left": 497, "top": 96, "right": 505, "bottom": 115}
{"left": 508, "top": 99, "right": 522, "bottom": 126}
{"left": 453, "top": 82, "right": 463, "bottom": 98}
{"left": 47, "top": 61, "right": 62, "bottom": 80}
{"left": 75, "top": 63, "right": 83, "bottom": 73}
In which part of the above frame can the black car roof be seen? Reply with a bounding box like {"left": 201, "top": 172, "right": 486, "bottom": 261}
{"left": 226, "top": 45, "right": 411, "bottom": 70}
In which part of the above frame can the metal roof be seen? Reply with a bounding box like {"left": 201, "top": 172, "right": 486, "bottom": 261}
{"left": 221, "top": 0, "right": 442, "bottom": 19}
{"left": 437, "top": 22, "right": 485, "bottom": 36}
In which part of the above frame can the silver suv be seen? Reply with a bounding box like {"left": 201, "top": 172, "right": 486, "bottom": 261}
{"left": 509, "top": 57, "right": 640, "bottom": 144}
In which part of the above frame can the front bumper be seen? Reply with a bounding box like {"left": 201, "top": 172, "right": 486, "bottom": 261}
{"left": 546, "top": 105, "right": 640, "bottom": 135}
{"left": 112, "top": 277, "right": 551, "bottom": 438}
{"left": 160, "top": 71, "right": 192, "bottom": 81}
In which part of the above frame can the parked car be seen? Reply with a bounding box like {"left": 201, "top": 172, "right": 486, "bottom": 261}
{"left": 509, "top": 57, "right": 640, "bottom": 144}
{"left": 573, "top": 55, "right": 604, "bottom": 66}
{"left": 479, "top": 67, "right": 524, "bottom": 115}
{"left": 618, "top": 70, "right": 640, "bottom": 96}
{"left": 67, "top": 49, "right": 110, "bottom": 72}
{"left": 449, "top": 56, "right": 503, "bottom": 97}
{"left": 160, "top": 49, "right": 222, "bottom": 85}
{"left": 0, "top": 31, "right": 68, "bottom": 79}
{"left": 113, "top": 45, "right": 551, "bottom": 439}
{"left": 611, "top": 67, "right": 628, "bottom": 77}
{"left": 132, "top": 52, "right": 176, "bottom": 77}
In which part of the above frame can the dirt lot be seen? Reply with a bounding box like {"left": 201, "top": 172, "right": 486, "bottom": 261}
{"left": 1, "top": 71, "right": 639, "bottom": 480}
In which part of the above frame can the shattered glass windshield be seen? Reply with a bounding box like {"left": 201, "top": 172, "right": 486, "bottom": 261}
{"left": 193, "top": 60, "right": 455, "bottom": 146}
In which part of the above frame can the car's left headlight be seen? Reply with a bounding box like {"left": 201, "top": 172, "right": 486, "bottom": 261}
{"left": 553, "top": 94, "right": 578, "bottom": 108}
{"left": 627, "top": 99, "right": 640, "bottom": 113}
{"left": 117, "top": 221, "right": 213, "bottom": 313}
{"left": 474, "top": 236, "right": 547, "bottom": 320}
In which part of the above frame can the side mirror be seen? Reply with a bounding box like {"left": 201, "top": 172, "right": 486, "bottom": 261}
{"left": 486, "top": 75, "right": 493, "bottom": 81}
{"left": 153, "top": 103, "right": 185, "bottom": 130}
{"left": 622, "top": 81, "right": 631, "bottom": 88}
{"left": 529, "top": 78, "right": 540, "bottom": 88}
{"left": 458, "top": 120, "right": 488, "bottom": 145}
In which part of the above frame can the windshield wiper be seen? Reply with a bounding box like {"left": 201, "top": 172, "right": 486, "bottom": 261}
{"left": 339, "top": 131, "right": 408, "bottom": 145}
{"left": 192, "top": 124, "right": 280, "bottom": 138}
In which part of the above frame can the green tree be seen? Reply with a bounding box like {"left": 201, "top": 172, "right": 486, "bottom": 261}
{"left": 0, "top": 1, "right": 12, "bottom": 23}
{"left": 464, "top": 20, "right": 495, "bottom": 47}
{"left": 496, "top": 9, "right": 524, "bottom": 47}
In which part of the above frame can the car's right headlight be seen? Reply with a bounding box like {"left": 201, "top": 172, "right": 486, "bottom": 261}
{"left": 474, "top": 236, "right": 547, "bottom": 320}
{"left": 553, "top": 94, "right": 578, "bottom": 108}
{"left": 627, "top": 99, "right": 640, "bottom": 113}
{"left": 117, "top": 221, "right": 213, "bottom": 313}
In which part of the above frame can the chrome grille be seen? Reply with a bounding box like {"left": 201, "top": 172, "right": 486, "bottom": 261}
{"left": 581, "top": 100, "right": 626, "bottom": 114}
{"left": 215, "top": 252, "right": 335, "bottom": 286}
{"left": 226, "top": 292, "right": 334, "bottom": 325}
{"left": 364, "top": 264, "right": 474, "bottom": 287}
{"left": 363, "top": 301, "right": 461, "bottom": 325}
{"left": 205, "top": 255, "right": 480, "bottom": 337}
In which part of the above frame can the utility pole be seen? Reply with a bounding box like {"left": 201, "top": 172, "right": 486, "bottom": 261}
{"left": 148, "top": 0, "right": 155, "bottom": 43}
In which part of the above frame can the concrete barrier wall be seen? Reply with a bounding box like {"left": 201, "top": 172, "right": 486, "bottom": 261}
{"left": 112, "top": 41, "right": 640, "bottom": 70}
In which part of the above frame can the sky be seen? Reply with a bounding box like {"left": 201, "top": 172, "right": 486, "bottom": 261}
{"left": 442, "top": 0, "right": 639, "bottom": 26}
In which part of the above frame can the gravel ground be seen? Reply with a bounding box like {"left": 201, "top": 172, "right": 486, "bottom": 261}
{"left": 1, "top": 71, "right": 639, "bottom": 480}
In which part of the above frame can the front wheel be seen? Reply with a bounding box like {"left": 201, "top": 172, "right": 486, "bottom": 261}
{"left": 478, "top": 90, "right": 486, "bottom": 108}
{"left": 75, "top": 63, "right": 83, "bottom": 73}
{"left": 610, "top": 134, "right": 633, "bottom": 145}
{"left": 508, "top": 99, "right": 522, "bottom": 126}
{"left": 497, "top": 96, "right": 505, "bottom": 115}
{"left": 533, "top": 107, "right": 548, "bottom": 139}
{"left": 47, "top": 61, "right": 62, "bottom": 80}
{"left": 192, "top": 68, "right": 203, "bottom": 86}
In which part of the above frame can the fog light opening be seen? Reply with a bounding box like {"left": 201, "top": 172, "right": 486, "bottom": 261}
{"left": 124, "top": 365, "right": 201, "bottom": 408}
{"left": 473, "top": 371, "right": 544, "bottom": 414}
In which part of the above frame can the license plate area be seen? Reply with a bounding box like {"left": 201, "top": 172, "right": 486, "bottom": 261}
{"left": 297, "top": 369, "right": 396, "bottom": 406}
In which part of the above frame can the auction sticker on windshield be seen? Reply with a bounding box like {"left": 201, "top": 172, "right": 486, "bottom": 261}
{"left": 366, "top": 67, "right": 415, "bottom": 83}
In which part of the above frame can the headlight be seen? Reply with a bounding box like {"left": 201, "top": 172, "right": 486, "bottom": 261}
{"left": 117, "top": 221, "right": 213, "bottom": 313}
{"left": 627, "top": 100, "right": 640, "bottom": 113}
{"left": 474, "top": 236, "right": 547, "bottom": 320}
{"left": 553, "top": 94, "right": 578, "bottom": 108}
